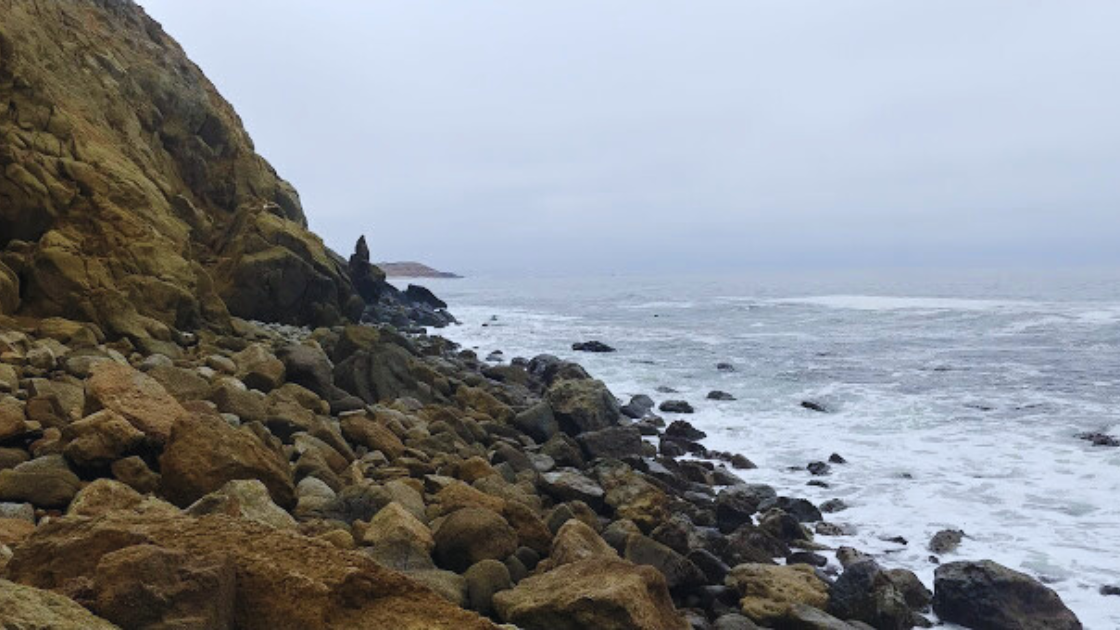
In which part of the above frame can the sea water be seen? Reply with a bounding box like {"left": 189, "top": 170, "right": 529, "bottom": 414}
{"left": 400, "top": 268, "right": 1120, "bottom": 628}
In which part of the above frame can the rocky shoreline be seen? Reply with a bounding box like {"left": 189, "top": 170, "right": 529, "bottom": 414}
{"left": 0, "top": 0, "right": 1090, "bottom": 628}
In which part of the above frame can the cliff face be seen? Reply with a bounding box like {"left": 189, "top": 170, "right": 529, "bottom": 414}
{"left": 0, "top": 0, "right": 362, "bottom": 338}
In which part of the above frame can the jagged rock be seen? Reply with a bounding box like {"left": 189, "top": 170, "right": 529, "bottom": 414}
{"left": 61, "top": 409, "right": 144, "bottom": 469}
{"left": 0, "top": 579, "right": 118, "bottom": 629}
{"left": 186, "top": 479, "right": 297, "bottom": 530}
{"left": 932, "top": 560, "right": 1081, "bottom": 630}
{"left": 493, "top": 557, "right": 689, "bottom": 630}
{"left": 928, "top": 528, "right": 964, "bottom": 554}
{"left": 7, "top": 510, "right": 496, "bottom": 630}
{"left": 828, "top": 560, "right": 919, "bottom": 629}
{"left": 546, "top": 379, "right": 621, "bottom": 435}
{"left": 159, "top": 412, "right": 295, "bottom": 509}
{"left": 725, "top": 563, "right": 830, "bottom": 625}
{"left": 68, "top": 478, "right": 145, "bottom": 518}
{"left": 362, "top": 501, "right": 435, "bottom": 571}
{"left": 513, "top": 402, "right": 559, "bottom": 443}
{"left": 715, "top": 484, "right": 776, "bottom": 533}
{"left": 84, "top": 361, "right": 185, "bottom": 444}
{"left": 232, "top": 344, "right": 286, "bottom": 392}
{"left": 577, "top": 425, "right": 643, "bottom": 461}
{"left": 405, "top": 284, "right": 447, "bottom": 310}
{"left": 550, "top": 519, "right": 618, "bottom": 567}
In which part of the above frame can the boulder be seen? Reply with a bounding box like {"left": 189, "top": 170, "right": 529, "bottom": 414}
{"left": 277, "top": 343, "right": 335, "bottom": 400}
{"left": 708, "top": 390, "right": 736, "bottom": 401}
{"left": 433, "top": 507, "right": 518, "bottom": 572}
{"left": 233, "top": 344, "right": 286, "bottom": 392}
{"left": 928, "top": 528, "right": 964, "bottom": 554}
{"left": 110, "top": 456, "right": 161, "bottom": 494}
{"left": 725, "top": 563, "right": 830, "bottom": 625}
{"left": 828, "top": 560, "right": 919, "bottom": 629}
{"left": 512, "top": 402, "right": 559, "bottom": 443}
{"left": 659, "top": 400, "right": 694, "bottom": 414}
{"left": 546, "top": 379, "right": 621, "bottom": 435}
{"left": 577, "top": 425, "right": 643, "bottom": 461}
{"left": 666, "top": 419, "right": 707, "bottom": 441}
{"left": 493, "top": 557, "right": 689, "bottom": 630}
{"left": 624, "top": 534, "right": 706, "bottom": 591}
{"left": 84, "top": 361, "right": 186, "bottom": 444}
{"left": 147, "top": 365, "right": 211, "bottom": 402}
{"left": 572, "top": 341, "right": 616, "bottom": 353}
{"left": 0, "top": 467, "right": 81, "bottom": 509}
{"left": 159, "top": 412, "right": 295, "bottom": 509}
{"left": 186, "top": 479, "right": 297, "bottom": 530}
{"left": 550, "top": 519, "right": 618, "bottom": 567}
{"left": 0, "top": 579, "right": 117, "bottom": 629}
{"left": 62, "top": 409, "right": 144, "bottom": 469}
{"left": 716, "top": 484, "right": 776, "bottom": 533}
{"left": 932, "top": 560, "right": 1081, "bottom": 630}
{"left": 93, "top": 544, "right": 236, "bottom": 630}
{"left": 541, "top": 469, "right": 605, "bottom": 505}
{"left": 340, "top": 413, "right": 405, "bottom": 459}
{"left": 68, "top": 478, "right": 145, "bottom": 518}
{"left": 362, "top": 501, "right": 435, "bottom": 571}
{"left": 465, "top": 558, "right": 513, "bottom": 616}
{"left": 7, "top": 508, "right": 495, "bottom": 630}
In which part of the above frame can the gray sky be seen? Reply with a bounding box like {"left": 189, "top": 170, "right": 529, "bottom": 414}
{"left": 139, "top": 1, "right": 1120, "bottom": 275}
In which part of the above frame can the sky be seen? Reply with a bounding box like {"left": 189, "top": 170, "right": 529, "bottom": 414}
{"left": 138, "top": 1, "right": 1120, "bottom": 276}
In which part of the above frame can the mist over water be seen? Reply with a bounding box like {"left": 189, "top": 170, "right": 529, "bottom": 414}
{"left": 406, "top": 268, "right": 1120, "bottom": 628}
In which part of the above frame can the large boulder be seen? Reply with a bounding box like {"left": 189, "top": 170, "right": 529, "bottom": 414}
{"left": 362, "top": 501, "right": 435, "bottom": 571}
{"left": 186, "top": 479, "right": 297, "bottom": 530}
{"left": 159, "top": 412, "right": 295, "bottom": 509}
{"left": 546, "top": 379, "right": 621, "bottom": 435}
{"left": 433, "top": 507, "right": 518, "bottom": 573}
{"left": 493, "top": 557, "right": 689, "bottom": 630}
{"left": 932, "top": 560, "right": 1081, "bottom": 630}
{"left": 6, "top": 511, "right": 497, "bottom": 630}
{"left": 335, "top": 342, "right": 446, "bottom": 405}
{"left": 828, "top": 560, "right": 921, "bottom": 629}
{"left": 0, "top": 579, "right": 118, "bottom": 629}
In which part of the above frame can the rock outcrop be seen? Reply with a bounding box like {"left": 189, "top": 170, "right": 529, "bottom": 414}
{"left": 0, "top": 0, "right": 361, "bottom": 336}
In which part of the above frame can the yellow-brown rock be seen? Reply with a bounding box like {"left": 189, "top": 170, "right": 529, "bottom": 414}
{"left": 84, "top": 361, "right": 185, "bottom": 444}
{"left": 725, "top": 563, "right": 830, "bottom": 624}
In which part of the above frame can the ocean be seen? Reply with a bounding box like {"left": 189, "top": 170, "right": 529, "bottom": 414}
{"left": 399, "top": 268, "right": 1120, "bottom": 628}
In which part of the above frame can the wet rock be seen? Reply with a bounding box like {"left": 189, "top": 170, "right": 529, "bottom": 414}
{"left": 836, "top": 546, "right": 873, "bottom": 568}
{"left": 621, "top": 394, "right": 656, "bottom": 419}
{"left": 800, "top": 400, "right": 831, "bottom": 413}
{"left": 659, "top": 400, "right": 695, "bottom": 414}
{"left": 159, "top": 412, "right": 295, "bottom": 509}
{"left": 666, "top": 419, "right": 707, "bottom": 441}
{"left": 715, "top": 484, "right": 777, "bottom": 533}
{"left": 807, "top": 461, "right": 831, "bottom": 476}
{"left": 541, "top": 469, "right": 605, "bottom": 505}
{"left": 820, "top": 499, "right": 847, "bottom": 513}
{"left": 707, "top": 390, "right": 736, "bottom": 401}
{"left": 758, "top": 509, "right": 810, "bottom": 543}
{"left": 716, "top": 363, "right": 736, "bottom": 372}
{"left": 934, "top": 560, "right": 1083, "bottom": 629}
{"left": 828, "top": 560, "right": 918, "bottom": 629}
{"left": 1101, "top": 585, "right": 1120, "bottom": 596}
{"left": 828, "top": 453, "right": 847, "bottom": 464}
{"left": 0, "top": 579, "right": 118, "bottom": 629}
{"left": 757, "top": 496, "right": 822, "bottom": 523}
{"left": 572, "top": 341, "right": 616, "bottom": 353}
{"left": 928, "top": 529, "right": 964, "bottom": 554}
{"left": 787, "top": 551, "right": 829, "bottom": 568}
{"left": 577, "top": 425, "right": 643, "bottom": 461}
{"left": 725, "top": 563, "right": 829, "bottom": 625}
{"left": 493, "top": 557, "right": 689, "bottom": 630}
{"left": 546, "top": 379, "right": 621, "bottom": 435}
{"left": 1076, "top": 432, "right": 1119, "bottom": 447}
{"left": 433, "top": 507, "right": 518, "bottom": 572}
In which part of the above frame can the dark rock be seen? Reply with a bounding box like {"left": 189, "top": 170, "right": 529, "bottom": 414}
{"left": 1076, "top": 432, "right": 1119, "bottom": 447}
{"left": 577, "top": 426, "right": 643, "bottom": 461}
{"left": 933, "top": 560, "right": 1082, "bottom": 630}
{"left": 801, "top": 400, "right": 831, "bottom": 413}
{"left": 571, "top": 341, "right": 615, "bottom": 353}
{"left": 928, "top": 529, "right": 964, "bottom": 554}
{"left": 828, "top": 453, "right": 847, "bottom": 464}
{"left": 464, "top": 559, "right": 512, "bottom": 616}
{"left": 820, "top": 499, "right": 847, "bottom": 513}
{"left": 666, "top": 420, "right": 707, "bottom": 441}
{"left": 715, "top": 484, "right": 776, "bottom": 533}
{"left": 884, "top": 568, "right": 932, "bottom": 610}
{"left": 620, "top": 394, "right": 655, "bottom": 419}
{"left": 787, "top": 551, "right": 828, "bottom": 568}
{"left": 1101, "top": 585, "right": 1120, "bottom": 596}
{"left": 659, "top": 400, "right": 695, "bottom": 414}
{"left": 713, "top": 613, "right": 759, "bottom": 630}
{"left": 624, "top": 534, "right": 706, "bottom": 591}
{"left": 540, "top": 434, "right": 585, "bottom": 469}
{"left": 512, "top": 402, "right": 558, "bottom": 444}
{"left": 829, "top": 560, "right": 918, "bottom": 629}
{"left": 807, "top": 461, "right": 831, "bottom": 476}
{"left": 546, "top": 379, "right": 621, "bottom": 435}
{"left": 687, "top": 548, "right": 731, "bottom": 584}
{"left": 433, "top": 507, "right": 519, "bottom": 573}
{"left": 405, "top": 284, "right": 447, "bottom": 309}
{"left": 729, "top": 454, "right": 756, "bottom": 470}
{"left": 716, "top": 363, "right": 736, "bottom": 372}
{"left": 275, "top": 343, "right": 334, "bottom": 400}
{"left": 655, "top": 386, "right": 679, "bottom": 394}
{"left": 758, "top": 509, "right": 809, "bottom": 543}
{"left": 707, "top": 391, "right": 736, "bottom": 401}
{"left": 757, "top": 496, "right": 822, "bottom": 523}
{"left": 786, "top": 604, "right": 862, "bottom": 629}
{"left": 540, "top": 469, "right": 604, "bottom": 505}
{"left": 527, "top": 355, "right": 590, "bottom": 387}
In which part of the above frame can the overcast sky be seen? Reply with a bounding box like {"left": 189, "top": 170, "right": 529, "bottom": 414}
{"left": 138, "top": 1, "right": 1120, "bottom": 275}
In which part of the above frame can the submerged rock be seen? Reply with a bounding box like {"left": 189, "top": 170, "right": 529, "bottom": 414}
{"left": 928, "top": 529, "right": 965, "bottom": 554}
{"left": 659, "top": 400, "right": 695, "bottom": 414}
{"left": 572, "top": 341, "right": 616, "bottom": 353}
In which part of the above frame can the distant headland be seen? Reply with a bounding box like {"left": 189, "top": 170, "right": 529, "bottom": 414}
{"left": 377, "top": 261, "right": 463, "bottom": 278}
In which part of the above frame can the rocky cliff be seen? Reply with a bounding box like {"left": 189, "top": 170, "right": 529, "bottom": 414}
{"left": 0, "top": 0, "right": 363, "bottom": 339}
